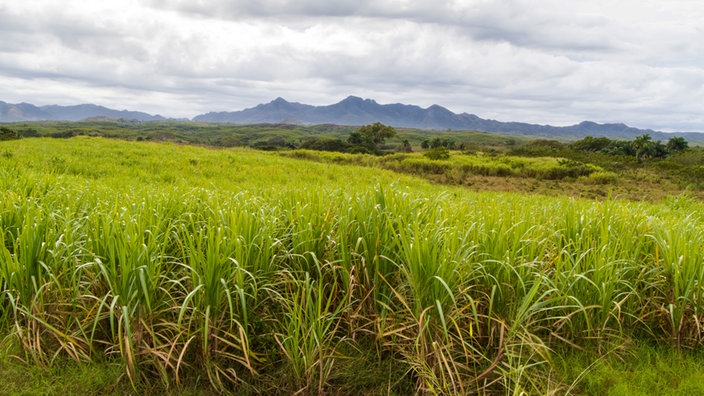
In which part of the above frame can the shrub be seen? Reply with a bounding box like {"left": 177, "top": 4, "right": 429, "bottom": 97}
{"left": 569, "top": 136, "right": 612, "bottom": 152}
{"left": 0, "top": 126, "right": 19, "bottom": 141}
{"left": 585, "top": 171, "right": 618, "bottom": 184}
{"left": 423, "top": 147, "right": 450, "bottom": 160}
{"left": 300, "top": 138, "right": 351, "bottom": 152}
{"left": 510, "top": 139, "right": 565, "bottom": 156}
{"left": 19, "top": 128, "right": 40, "bottom": 137}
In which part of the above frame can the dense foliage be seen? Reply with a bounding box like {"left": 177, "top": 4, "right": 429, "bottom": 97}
{"left": 0, "top": 126, "right": 19, "bottom": 141}
{"left": 506, "top": 135, "right": 704, "bottom": 191}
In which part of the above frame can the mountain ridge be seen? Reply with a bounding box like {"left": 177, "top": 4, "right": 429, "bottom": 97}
{"left": 2, "top": 97, "right": 703, "bottom": 141}
{"left": 193, "top": 96, "right": 700, "bottom": 140}
{"left": 0, "top": 101, "right": 165, "bottom": 122}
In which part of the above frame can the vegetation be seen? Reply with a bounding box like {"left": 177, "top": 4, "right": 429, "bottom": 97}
{"left": 347, "top": 122, "right": 398, "bottom": 153}
{"left": 0, "top": 126, "right": 19, "bottom": 141}
{"left": 279, "top": 148, "right": 696, "bottom": 201}
{"left": 1, "top": 136, "right": 704, "bottom": 394}
{"left": 505, "top": 135, "right": 704, "bottom": 193}
{"left": 2, "top": 119, "right": 523, "bottom": 152}
{"left": 423, "top": 146, "right": 451, "bottom": 160}
{"left": 4, "top": 120, "right": 704, "bottom": 199}
{"left": 421, "top": 137, "right": 457, "bottom": 150}
{"left": 564, "top": 134, "right": 688, "bottom": 161}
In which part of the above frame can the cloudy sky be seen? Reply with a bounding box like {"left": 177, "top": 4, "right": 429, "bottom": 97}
{"left": 1, "top": 0, "right": 703, "bottom": 131}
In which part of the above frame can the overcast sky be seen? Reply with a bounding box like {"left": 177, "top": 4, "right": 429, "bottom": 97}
{"left": 1, "top": 0, "right": 703, "bottom": 131}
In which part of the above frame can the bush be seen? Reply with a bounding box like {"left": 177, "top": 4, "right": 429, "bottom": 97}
{"left": 423, "top": 147, "right": 450, "bottom": 160}
{"left": 0, "top": 126, "right": 19, "bottom": 141}
{"left": 402, "top": 157, "right": 450, "bottom": 174}
{"left": 584, "top": 171, "right": 618, "bottom": 184}
{"left": 300, "top": 138, "right": 351, "bottom": 152}
{"left": 19, "top": 128, "right": 39, "bottom": 137}
{"left": 510, "top": 139, "right": 565, "bottom": 156}
{"left": 569, "top": 136, "right": 612, "bottom": 152}
{"left": 49, "top": 130, "right": 76, "bottom": 139}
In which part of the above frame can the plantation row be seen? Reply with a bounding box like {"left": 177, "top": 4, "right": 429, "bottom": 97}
{"left": 1, "top": 138, "right": 704, "bottom": 394}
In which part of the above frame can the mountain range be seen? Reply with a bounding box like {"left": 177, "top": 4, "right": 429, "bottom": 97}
{"left": 0, "top": 101, "right": 164, "bottom": 122}
{"left": 2, "top": 97, "right": 702, "bottom": 141}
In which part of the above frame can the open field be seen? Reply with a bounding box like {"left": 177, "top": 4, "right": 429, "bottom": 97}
{"left": 2, "top": 137, "right": 704, "bottom": 394}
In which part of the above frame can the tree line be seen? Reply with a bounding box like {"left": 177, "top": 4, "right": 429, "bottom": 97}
{"left": 511, "top": 134, "right": 689, "bottom": 162}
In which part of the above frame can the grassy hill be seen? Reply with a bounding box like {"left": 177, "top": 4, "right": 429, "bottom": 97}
{"left": 2, "top": 136, "right": 704, "bottom": 394}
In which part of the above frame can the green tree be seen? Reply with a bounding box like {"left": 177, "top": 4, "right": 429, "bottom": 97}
{"left": 300, "top": 138, "right": 351, "bottom": 152}
{"left": 358, "top": 122, "right": 397, "bottom": 145}
{"left": 0, "top": 126, "right": 19, "bottom": 141}
{"left": 348, "top": 122, "right": 397, "bottom": 153}
{"left": 429, "top": 137, "right": 456, "bottom": 149}
{"left": 347, "top": 131, "right": 372, "bottom": 147}
{"left": 666, "top": 137, "right": 688, "bottom": 153}
{"left": 569, "top": 136, "right": 612, "bottom": 152}
{"left": 603, "top": 140, "right": 635, "bottom": 156}
{"left": 632, "top": 134, "right": 657, "bottom": 162}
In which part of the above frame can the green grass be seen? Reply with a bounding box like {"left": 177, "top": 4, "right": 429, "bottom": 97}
{"left": 2, "top": 137, "right": 704, "bottom": 394}
{"left": 559, "top": 344, "right": 704, "bottom": 395}
{"left": 5, "top": 340, "right": 704, "bottom": 395}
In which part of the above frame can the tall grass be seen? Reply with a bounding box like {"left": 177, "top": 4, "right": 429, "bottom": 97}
{"left": 1, "top": 137, "right": 704, "bottom": 394}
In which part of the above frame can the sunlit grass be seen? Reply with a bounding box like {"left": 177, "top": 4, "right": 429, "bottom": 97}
{"left": 1, "top": 137, "right": 704, "bottom": 394}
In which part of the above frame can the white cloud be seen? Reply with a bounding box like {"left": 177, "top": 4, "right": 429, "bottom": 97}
{"left": 0, "top": 0, "right": 702, "bottom": 130}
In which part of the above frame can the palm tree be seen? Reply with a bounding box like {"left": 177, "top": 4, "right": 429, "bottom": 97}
{"left": 632, "top": 134, "right": 656, "bottom": 162}
{"left": 666, "top": 137, "right": 688, "bottom": 153}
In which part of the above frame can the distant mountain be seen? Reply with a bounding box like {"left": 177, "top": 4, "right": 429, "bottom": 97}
{"left": 194, "top": 96, "right": 702, "bottom": 140}
{"left": 4, "top": 97, "right": 703, "bottom": 141}
{"left": 194, "top": 96, "right": 473, "bottom": 128}
{"left": 195, "top": 97, "right": 316, "bottom": 124}
{"left": 0, "top": 101, "right": 164, "bottom": 122}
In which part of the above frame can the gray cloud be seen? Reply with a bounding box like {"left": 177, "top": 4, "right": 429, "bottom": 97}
{"left": 0, "top": 0, "right": 703, "bottom": 131}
